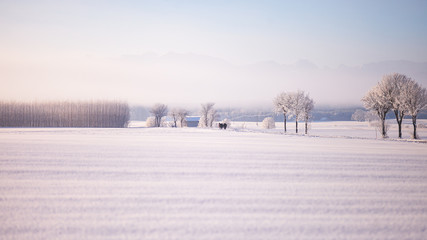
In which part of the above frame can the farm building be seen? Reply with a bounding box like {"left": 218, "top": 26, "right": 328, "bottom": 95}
{"left": 186, "top": 116, "right": 200, "bottom": 127}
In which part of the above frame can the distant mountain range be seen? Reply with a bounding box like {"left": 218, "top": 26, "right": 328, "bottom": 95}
{"left": 121, "top": 53, "right": 427, "bottom": 108}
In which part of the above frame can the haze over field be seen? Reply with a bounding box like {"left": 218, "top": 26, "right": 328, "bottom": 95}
{"left": 1, "top": 1, "right": 427, "bottom": 107}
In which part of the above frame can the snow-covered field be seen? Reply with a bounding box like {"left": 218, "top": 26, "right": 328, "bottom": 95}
{"left": 218, "top": 119, "right": 427, "bottom": 140}
{"left": 1, "top": 121, "right": 427, "bottom": 239}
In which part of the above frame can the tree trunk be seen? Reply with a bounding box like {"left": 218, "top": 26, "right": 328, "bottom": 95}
{"left": 398, "top": 121, "right": 402, "bottom": 138}
{"left": 283, "top": 113, "right": 287, "bottom": 133}
{"left": 295, "top": 119, "right": 298, "bottom": 134}
{"left": 156, "top": 116, "right": 161, "bottom": 127}
{"left": 305, "top": 117, "right": 308, "bottom": 134}
{"left": 393, "top": 110, "right": 404, "bottom": 138}
{"left": 412, "top": 115, "right": 417, "bottom": 139}
{"left": 381, "top": 115, "right": 387, "bottom": 138}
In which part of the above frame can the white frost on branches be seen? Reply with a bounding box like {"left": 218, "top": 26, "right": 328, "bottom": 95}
{"left": 261, "top": 117, "right": 276, "bottom": 129}
{"left": 301, "top": 93, "right": 314, "bottom": 134}
{"left": 362, "top": 82, "right": 393, "bottom": 138}
{"left": 199, "top": 103, "right": 217, "bottom": 128}
{"left": 145, "top": 116, "right": 156, "bottom": 128}
{"left": 362, "top": 72, "right": 427, "bottom": 139}
{"left": 274, "top": 90, "right": 314, "bottom": 134}
{"left": 273, "top": 92, "right": 292, "bottom": 133}
{"left": 169, "top": 108, "right": 189, "bottom": 127}
{"left": 149, "top": 103, "right": 168, "bottom": 127}
{"left": 400, "top": 80, "right": 427, "bottom": 139}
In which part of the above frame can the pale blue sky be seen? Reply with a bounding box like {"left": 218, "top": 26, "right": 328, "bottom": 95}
{"left": 1, "top": 0, "right": 426, "bottom": 105}
{"left": 2, "top": 0, "right": 426, "bottom": 66}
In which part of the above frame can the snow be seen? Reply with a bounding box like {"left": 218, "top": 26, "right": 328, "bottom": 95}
{"left": 1, "top": 122, "right": 427, "bottom": 239}
{"left": 231, "top": 119, "right": 427, "bottom": 141}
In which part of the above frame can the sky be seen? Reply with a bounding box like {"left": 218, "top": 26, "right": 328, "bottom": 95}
{"left": 1, "top": 0, "right": 427, "bottom": 108}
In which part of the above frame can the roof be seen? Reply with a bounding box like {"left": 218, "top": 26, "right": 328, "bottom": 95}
{"left": 186, "top": 116, "right": 200, "bottom": 121}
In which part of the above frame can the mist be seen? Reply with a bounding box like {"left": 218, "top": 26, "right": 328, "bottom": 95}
{"left": 1, "top": 1, "right": 427, "bottom": 109}
{"left": 1, "top": 52, "right": 426, "bottom": 109}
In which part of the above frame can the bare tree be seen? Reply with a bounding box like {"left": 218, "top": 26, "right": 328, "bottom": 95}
{"left": 288, "top": 90, "right": 305, "bottom": 133}
{"left": 401, "top": 80, "right": 427, "bottom": 139}
{"left": 169, "top": 108, "right": 189, "bottom": 128}
{"left": 351, "top": 109, "right": 367, "bottom": 122}
{"left": 208, "top": 108, "right": 219, "bottom": 128}
{"left": 199, "top": 103, "right": 215, "bottom": 128}
{"left": 169, "top": 108, "right": 179, "bottom": 127}
{"left": 362, "top": 80, "right": 393, "bottom": 138}
{"left": 301, "top": 93, "right": 314, "bottom": 134}
{"left": 274, "top": 92, "right": 292, "bottom": 133}
{"left": 150, "top": 103, "right": 168, "bottom": 127}
{"left": 177, "top": 108, "right": 189, "bottom": 127}
{"left": 364, "top": 110, "right": 378, "bottom": 122}
{"left": 382, "top": 73, "right": 410, "bottom": 138}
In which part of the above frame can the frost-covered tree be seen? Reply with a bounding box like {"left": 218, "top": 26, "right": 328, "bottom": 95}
{"left": 150, "top": 103, "right": 168, "bottom": 127}
{"left": 0, "top": 100, "right": 129, "bottom": 128}
{"left": 261, "top": 117, "right": 275, "bottom": 129}
{"left": 145, "top": 116, "right": 156, "bottom": 128}
{"left": 274, "top": 92, "right": 292, "bottom": 133}
{"left": 168, "top": 108, "right": 186, "bottom": 127}
{"left": 401, "top": 80, "right": 427, "bottom": 139}
{"left": 208, "top": 108, "right": 219, "bottom": 128}
{"left": 289, "top": 90, "right": 305, "bottom": 134}
{"left": 301, "top": 93, "right": 314, "bottom": 134}
{"left": 199, "top": 102, "right": 215, "bottom": 128}
{"left": 177, "top": 108, "right": 189, "bottom": 127}
{"left": 362, "top": 79, "right": 394, "bottom": 138}
{"left": 351, "top": 109, "right": 367, "bottom": 122}
{"left": 168, "top": 108, "right": 179, "bottom": 127}
{"left": 364, "top": 111, "right": 378, "bottom": 122}
{"left": 382, "top": 73, "right": 410, "bottom": 138}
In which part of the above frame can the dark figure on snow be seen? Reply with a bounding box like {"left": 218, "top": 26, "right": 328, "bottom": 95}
{"left": 223, "top": 123, "right": 227, "bottom": 130}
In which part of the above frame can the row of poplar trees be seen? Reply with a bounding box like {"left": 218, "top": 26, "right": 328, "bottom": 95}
{"left": 0, "top": 100, "right": 130, "bottom": 128}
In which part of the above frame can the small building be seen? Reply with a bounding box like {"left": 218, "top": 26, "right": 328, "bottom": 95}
{"left": 186, "top": 116, "right": 200, "bottom": 127}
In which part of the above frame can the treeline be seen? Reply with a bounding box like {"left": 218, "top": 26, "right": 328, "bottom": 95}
{"left": 0, "top": 100, "right": 130, "bottom": 128}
